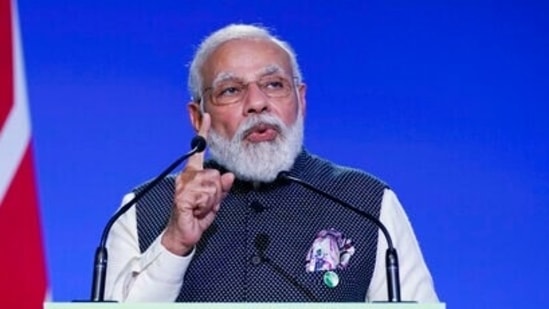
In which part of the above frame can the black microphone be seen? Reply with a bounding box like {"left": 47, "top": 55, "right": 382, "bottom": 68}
{"left": 253, "top": 233, "right": 320, "bottom": 302}
{"left": 277, "top": 171, "right": 402, "bottom": 302}
{"left": 89, "top": 135, "right": 207, "bottom": 302}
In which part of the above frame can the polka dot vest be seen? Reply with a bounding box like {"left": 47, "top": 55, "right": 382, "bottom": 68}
{"left": 134, "top": 150, "right": 387, "bottom": 302}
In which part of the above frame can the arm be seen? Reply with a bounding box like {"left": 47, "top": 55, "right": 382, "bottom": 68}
{"left": 105, "top": 113, "right": 234, "bottom": 302}
{"left": 104, "top": 192, "right": 193, "bottom": 302}
{"left": 366, "top": 188, "right": 439, "bottom": 302}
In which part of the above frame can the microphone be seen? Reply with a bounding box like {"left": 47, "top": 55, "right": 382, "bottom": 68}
{"left": 277, "top": 171, "right": 402, "bottom": 302}
{"left": 89, "top": 135, "right": 207, "bottom": 302}
{"left": 253, "top": 233, "right": 320, "bottom": 302}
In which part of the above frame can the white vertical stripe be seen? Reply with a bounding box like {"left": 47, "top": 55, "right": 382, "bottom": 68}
{"left": 0, "top": 0, "right": 31, "bottom": 205}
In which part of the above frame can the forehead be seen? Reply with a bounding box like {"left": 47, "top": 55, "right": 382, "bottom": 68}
{"left": 201, "top": 38, "right": 293, "bottom": 83}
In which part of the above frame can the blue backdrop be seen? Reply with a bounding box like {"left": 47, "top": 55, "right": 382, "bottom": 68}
{"left": 18, "top": 0, "right": 548, "bottom": 308}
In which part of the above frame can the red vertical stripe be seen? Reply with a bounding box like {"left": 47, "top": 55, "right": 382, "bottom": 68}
{"left": 0, "top": 146, "right": 48, "bottom": 308}
{"left": 0, "top": 0, "right": 13, "bottom": 128}
{"left": 0, "top": 0, "right": 48, "bottom": 307}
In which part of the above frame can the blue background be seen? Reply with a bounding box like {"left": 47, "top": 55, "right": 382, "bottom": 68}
{"left": 18, "top": 0, "right": 548, "bottom": 308}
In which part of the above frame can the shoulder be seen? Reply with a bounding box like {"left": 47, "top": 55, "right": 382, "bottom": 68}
{"left": 131, "top": 174, "right": 178, "bottom": 195}
{"left": 293, "top": 150, "right": 389, "bottom": 216}
{"left": 298, "top": 151, "right": 389, "bottom": 190}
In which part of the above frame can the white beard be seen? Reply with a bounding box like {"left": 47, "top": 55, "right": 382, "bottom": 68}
{"left": 207, "top": 111, "right": 304, "bottom": 183}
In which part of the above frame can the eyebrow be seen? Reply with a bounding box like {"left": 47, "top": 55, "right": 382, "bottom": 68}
{"left": 262, "top": 64, "right": 286, "bottom": 76}
{"left": 210, "top": 64, "right": 289, "bottom": 87}
{"left": 211, "top": 72, "right": 236, "bottom": 88}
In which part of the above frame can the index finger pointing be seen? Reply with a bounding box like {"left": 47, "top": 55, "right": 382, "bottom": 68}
{"left": 186, "top": 113, "right": 211, "bottom": 170}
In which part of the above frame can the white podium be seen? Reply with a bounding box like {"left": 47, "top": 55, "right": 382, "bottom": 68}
{"left": 45, "top": 303, "right": 445, "bottom": 309}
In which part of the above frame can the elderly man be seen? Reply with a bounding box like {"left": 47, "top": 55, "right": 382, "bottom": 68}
{"left": 105, "top": 24, "right": 438, "bottom": 303}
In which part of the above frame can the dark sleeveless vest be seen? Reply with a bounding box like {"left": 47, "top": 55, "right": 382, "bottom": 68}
{"left": 134, "top": 150, "right": 387, "bottom": 302}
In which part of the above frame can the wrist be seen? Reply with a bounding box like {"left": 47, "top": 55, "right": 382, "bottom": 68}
{"left": 161, "top": 229, "right": 194, "bottom": 256}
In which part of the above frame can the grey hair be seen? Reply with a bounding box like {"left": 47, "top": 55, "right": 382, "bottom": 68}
{"left": 188, "top": 24, "right": 303, "bottom": 105}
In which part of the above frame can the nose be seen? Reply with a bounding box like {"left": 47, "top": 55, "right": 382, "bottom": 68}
{"left": 243, "top": 82, "right": 270, "bottom": 115}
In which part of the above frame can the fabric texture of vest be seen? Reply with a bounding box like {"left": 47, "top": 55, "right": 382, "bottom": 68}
{"left": 134, "top": 150, "right": 387, "bottom": 302}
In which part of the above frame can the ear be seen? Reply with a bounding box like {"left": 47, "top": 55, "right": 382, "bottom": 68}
{"left": 298, "top": 83, "right": 307, "bottom": 117}
{"left": 188, "top": 102, "right": 202, "bottom": 133}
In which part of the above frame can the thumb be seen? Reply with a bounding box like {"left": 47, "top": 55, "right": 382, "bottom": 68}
{"left": 220, "top": 172, "right": 235, "bottom": 193}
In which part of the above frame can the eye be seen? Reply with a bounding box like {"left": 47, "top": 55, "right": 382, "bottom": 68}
{"left": 215, "top": 84, "right": 243, "bottom": 97}
{"left": 264, "top": 79, "right": 285, "bottom": 89}
{"left": 261, "top": 77, "right": 288, "bottom": 91}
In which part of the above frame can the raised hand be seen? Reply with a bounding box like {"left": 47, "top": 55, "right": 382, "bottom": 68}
{"left": 161, "top": 113, "right": 235, "bottom": 256}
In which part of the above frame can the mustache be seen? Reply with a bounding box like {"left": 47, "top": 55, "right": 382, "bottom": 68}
{"left": 235, "top": 115, "right": 285, "bottom": 141}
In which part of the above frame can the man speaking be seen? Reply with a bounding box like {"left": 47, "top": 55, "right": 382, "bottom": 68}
{"left": 104, "top": 23, "right": 439, "bottom": 303}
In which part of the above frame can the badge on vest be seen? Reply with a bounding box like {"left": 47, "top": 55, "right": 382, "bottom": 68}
{"left": 305, "top": 228, "right": 355, "bottom": 273}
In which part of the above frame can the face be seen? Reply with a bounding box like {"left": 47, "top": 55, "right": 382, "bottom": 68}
{"left": 187, "top": 38, "right": 307, "bottom": 182}
{"left": 189, "top": 38, "right": 306, "bottom": 141}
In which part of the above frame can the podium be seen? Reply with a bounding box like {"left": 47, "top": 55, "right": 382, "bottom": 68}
{"left": 45, "top": 303, "right": 445, "bottom": 309}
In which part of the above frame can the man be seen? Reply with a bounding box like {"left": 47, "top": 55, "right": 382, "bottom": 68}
{"left": 105, "top": 23, "right": 438, "bottom": 302}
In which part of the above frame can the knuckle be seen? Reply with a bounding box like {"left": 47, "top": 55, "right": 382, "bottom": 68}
{"left": 204, "top": 168, "right": 221, "bottom": 178}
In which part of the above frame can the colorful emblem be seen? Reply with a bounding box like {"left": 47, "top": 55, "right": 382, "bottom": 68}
{"left": 305, "top": 228, "right": 355, "bottom": 272}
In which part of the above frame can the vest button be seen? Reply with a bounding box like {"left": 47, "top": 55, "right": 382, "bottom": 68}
{"left": 250, "top": 255, "right": 262, "bottom": 266}
{"left": 249, "top": 201, "right": 265, "bottom": 213}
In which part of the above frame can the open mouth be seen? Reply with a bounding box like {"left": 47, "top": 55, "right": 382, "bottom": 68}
{"left": 244, "top": 123, "right": 280, "bottom": 143}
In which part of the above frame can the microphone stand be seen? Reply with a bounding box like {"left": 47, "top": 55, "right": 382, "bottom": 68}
{"left": 254, "top": 233, "right": 320, "bottom": 302}
{"left": 89, "top": 136, "right": 206, "bottom": 302}
{"left": 279, "top": 172, "right": 401, "bottom": 302}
